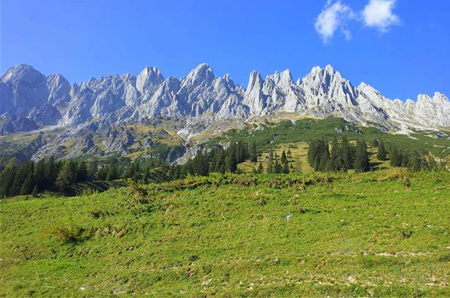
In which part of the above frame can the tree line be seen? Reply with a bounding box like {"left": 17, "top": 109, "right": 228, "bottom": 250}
{"left": 308, "top": 137, "right": 370, "bottom": 173}
{"left": 168, "top": 141, "right": 258, "bottom": 179}
{"left": 308, "top": 137, "right": 446, "bottom": 173}
{"left": 0, "top": 157, "right": 166, "bottom": 198}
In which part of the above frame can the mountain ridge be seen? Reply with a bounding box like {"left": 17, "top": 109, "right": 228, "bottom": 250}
{"left": 1, "top": 63, "right": 450, "bottom": 161}
{"left": 1, "top": 63, "right": 449, "bottom": 132}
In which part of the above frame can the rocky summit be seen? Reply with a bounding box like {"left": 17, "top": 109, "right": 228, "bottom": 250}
{"left": 1, "top": 63, "right": 449, "bottom": 161}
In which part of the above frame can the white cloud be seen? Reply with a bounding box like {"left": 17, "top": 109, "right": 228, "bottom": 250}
{"left": 362, "top": 0, "right": 400, "bottom": 32}
{"left": 314, "top": 0, "right": 401, "bottom": 43}
{"left": 314, "top": 1, "right": 355, "bottom": 44}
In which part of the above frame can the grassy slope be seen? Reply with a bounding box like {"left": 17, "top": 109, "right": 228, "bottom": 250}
{"left": 209, "top": 118, "right": 450, "bottom": 159}
{"left": 1, "top": 170, "right": 450, "bottom": 297}
{"left": 239, "top": 141, "right": 391, "bottom": 174}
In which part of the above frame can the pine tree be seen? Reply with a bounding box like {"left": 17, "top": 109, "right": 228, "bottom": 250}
{"left": 34, "top": 160, "right": 46, "bottom": 192}
{"left": 408, "top": 151, "right": 422, "bottom": 172}
{"left": 281, "top": 150, "right": 288, "bottom": 165}
{"left": 225, "top": 143, "right": 238, "bottom": 173}
{"left": 377, "top": 141, "right": 387, "bottom": 161}
{"left": 282, "top": 159, "right": 290, "bottom": 174}
{"left": 372, "top": 139, "right": 379, "bottom": 148}
{"left": 20, "top": 172, "right": 34, "bottom": 195}
{"left": 142, "top": 167, "right": 150, "bottom": 184}
{"left": 274, "top": 159, "right": 282, "bottom": 174}
{"left": 86, "top": 160, "right": 98, "bottom": 181}
{"left": 77, "top": 161, "right": 88, "bottom": 182}
{"left": 389, "top": 147, "right": 400, "bottom": 167}
{"left": 0, "top": 165, "right": 16, "bottom": 198}
{"left": 106, "top": 164, "right": 119, "bottom": 181}
{"left": 354, "top": 139, "right": 370, "bottom": 172}
{"left": 44, "top": 157, "right": 58, "bottom": 190}
{"left": 318, "top": 149, "right": 330, "bottom": 172}
{"left": 56, "top": 161, "right": 76, "bottom": 194}
{"left": 401, "top": 152, "right": 409, "bottom": 167}
{"left": 341, "top": 137, "right": 353, "bottom": 172}
{"left": 287, "top": 149, "right": 292, "bottom": 159}
{"left": 193, "top": 150, "right": 209, "bottom": 176}
{"left": 267, "top": 152, "right": 274, "bottom": 174}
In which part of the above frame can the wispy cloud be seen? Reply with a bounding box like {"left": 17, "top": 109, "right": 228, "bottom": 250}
{"left": 362, "top": 0, "right": 400, "bottom": 32}
{"left": 315, "top": 0, "right": 401, "bottom": 43}
{"left": 314, "top": 1, "right": 355, "bottom": 44}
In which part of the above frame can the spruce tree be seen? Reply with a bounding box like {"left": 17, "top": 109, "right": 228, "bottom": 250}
{"left": 193, "top": 150, "right": 209, "bottom": 176}
{"left": 274, "top": 159, "right": 282, "bottom": 174}
{"left": 267, "top": 152, "right": 274, "bottom": 174}
{"left": 377, "top": 141, "right": 387, "bottom": 161}
{"left": 389, "top": 147, "right": 400, "bottom": 167}
{"left": 225, "top": 143, "right": 238, "bottom": 173}
{"left": 341, "top": 137, "right": 353, "bottom": 171}
{"left": 281, "top": 151, "right": 288, "bottom": 165}
{"left": 56, "top": 161, "right": 76, "bottom": 194}
{"left": 77, "top": 161, "right": 88, "bottom": 182}
{"left": 354, "top": 140, "right": 370, "bottom": 172}
{"left": 282, "top": 159, "right": 290, "bottom": 174}
{"left": 408, "top": 151, "right": 422, "bottom": 172}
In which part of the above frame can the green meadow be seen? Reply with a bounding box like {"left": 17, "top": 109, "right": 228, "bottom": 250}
{"left": 1, "top": 170, "right": 449, "bottom": 297}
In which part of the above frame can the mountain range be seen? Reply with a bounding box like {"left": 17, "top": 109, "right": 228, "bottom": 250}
{"left": 1, "top": 63, "right": 449, "bottom": 161}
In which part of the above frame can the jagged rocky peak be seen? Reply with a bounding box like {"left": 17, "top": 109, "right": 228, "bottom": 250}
{"left": 301, "top": 64, "right": 357, "bottom": 105}
{"left": 181, "top": 63, "right": 215, "bottom": 87}
{"left": 2, "top": 62, "right": 450, "bottom": 143}
{"left": 1, "top": 64, "right": 44, "bottom": 83}
{"left": 273, "top": 69, "right": 293, "bottom": 87}
{"left": 0, "top": 64, "right": 71, "bottom": 119}
{"left": 246, "top": 71, "right": 263, "bottom": 91}
{"left": 136, "top": 66, "right": 164, "bottom": 94}
{"left": 303, "top": 64, "right": 344, "bottom": 88}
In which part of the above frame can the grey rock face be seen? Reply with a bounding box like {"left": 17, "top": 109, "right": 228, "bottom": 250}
{"left": 1, "top": 62, "right": 450, "bottom": 161}
{"left": 0, "top": 64, "right": 71, "bottom": 118}
{"left": 0, "top": 117, "right": 39, "bottom": 135}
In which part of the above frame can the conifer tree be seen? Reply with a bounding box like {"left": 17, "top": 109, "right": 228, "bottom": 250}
{"left": 77, "top": 161, "right": 88, "bottom": 182}
{"left": 267, "top": 152, "right": 274, "bottom": 174}
{"left": 226, "top": 143, "right": 238, "bottom": 173}
{"left": 282, "top": 159, "right": 290, "bottom": 174}
{"left": 56, "top": 161, "right": 76, "bottom": 194}
{"left": 341, "top": 137, "right": 353, "bottom": 172}
{"left": 274, "top": 158, "right": 282, "bottom": 174}
{"left": 408, "top": 151, "right": 422, "bottom": 172}
{"left": 281, "top": 150, "right": 288, "bottom": 165}
{"left": 377, "top": 141, "right": 387, "bottom": 161}
{"left": 389, "top": 147, "right": 400, "bottom": 167}
{"left": 354, "top": 139, "right": 370, "bottom": 172}
{"left": 193, "top": 150, "right": 209, "bottom": 176}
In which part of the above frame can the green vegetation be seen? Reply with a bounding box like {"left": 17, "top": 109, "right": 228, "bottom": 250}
{"left": 0, "top": 157, "right": 167, "bottom": 198}
{"left": 1, "top": 170, "right": 449, "bottom": 297}
{"left": 1, "top": 117, "right": 450, "bottom": 296}
{"left": 210, "top": 118, "right": 450, "bottom": 159}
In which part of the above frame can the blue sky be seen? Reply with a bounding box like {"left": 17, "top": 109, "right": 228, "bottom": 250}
{"left": 1, "top": 0, "right": 449, "bottom": 100}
